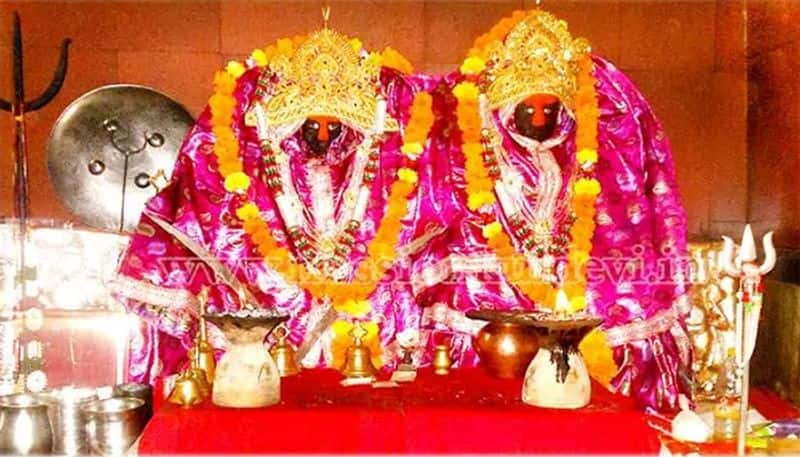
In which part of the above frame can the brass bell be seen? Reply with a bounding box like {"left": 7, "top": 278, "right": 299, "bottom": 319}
{"left": 168, "top": 371, "right": 204, "bottom": 407}
{"left": 270, "top": 326, "right": 300, "bottom": 377}
{"left": 340, "top": 321, "right": 377, "bottom": 379}
{"left": 194, "top": 288, "right": 216, "bottom": 384}
{"left": 433, "top": 343, "right": 452, "bottom": 375}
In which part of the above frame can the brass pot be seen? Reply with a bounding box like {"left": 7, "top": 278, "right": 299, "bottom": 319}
{"left": 472, "top": 320, "right": 539, "bottom": 379}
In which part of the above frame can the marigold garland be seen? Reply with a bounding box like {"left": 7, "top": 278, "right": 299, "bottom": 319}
{"left": 207, "top": 36, "right": 431, "bottom": 368}
{"left": 456, "top": 10, "right": 616, "bottom": 385}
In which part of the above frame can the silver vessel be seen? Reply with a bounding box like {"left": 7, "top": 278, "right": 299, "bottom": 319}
{"left": 81, "top": 397, "right": 146, "bottom": 456}
{"left": 0, "top": 393, "right": 53, "bottom": 455}
{"left": 38, "top": 386, "right": 98, "bottom": 455}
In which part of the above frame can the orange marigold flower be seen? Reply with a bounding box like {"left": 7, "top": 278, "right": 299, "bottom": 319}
{"left": 213, "top": 71, "right": 237, "bottom": 95}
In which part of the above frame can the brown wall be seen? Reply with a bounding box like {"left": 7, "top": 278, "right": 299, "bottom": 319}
{"left": 0, "top": 0, "right": 747, "bottom": 239}
{"left": 747, "top": 0, "right": 800, "bottom": 248}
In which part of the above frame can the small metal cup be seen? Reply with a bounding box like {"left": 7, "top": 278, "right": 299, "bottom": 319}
{"left": 112, "top": 383, "right": 153, "bottom": 421}
{"left": 81, "top": 397, "right": 146, "bottom": 456}
{"left": 0, "top": 393, "right": 53, "bottom": 455}
{"left": 38, "top": 386, "right": 98, "bottom": 455}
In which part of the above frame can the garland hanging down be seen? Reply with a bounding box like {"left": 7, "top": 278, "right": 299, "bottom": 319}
{"left": 208, "top": 35, "right": 433, "bottom": 367}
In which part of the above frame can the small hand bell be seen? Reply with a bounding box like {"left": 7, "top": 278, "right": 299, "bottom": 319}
{"left": 433, "top": 344, "right": 452, "bottom": 375}
{"left": 195, "top": 288, "right": 217, "bottom": 384}
{"left": 270, "top": 326, "right": 300, "bottom": 377}
{"left": 341, "top": 322, "right": 377, "bottom": 379}
{"left": 168, "top": 371, "right": 204, "bottom": 407}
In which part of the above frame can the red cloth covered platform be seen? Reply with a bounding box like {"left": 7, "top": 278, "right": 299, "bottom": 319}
{"left": 139, "top": 368, "right": 660, "bottom": 454}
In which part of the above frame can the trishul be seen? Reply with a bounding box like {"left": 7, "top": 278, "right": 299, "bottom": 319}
{"left": 719, "top": 224, "right": 776, "bottom": 281}
{"left": 0, "top": 12, "right": 70, "bottom": 299}
{"left": 717, "top": 224, "right": 776, "bottom": 457}
{"left": 1, "top": 12, "right": 71, "bottom": 222}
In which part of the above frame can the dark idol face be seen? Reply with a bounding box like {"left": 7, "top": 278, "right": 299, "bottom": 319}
{"left": 301, "top": 115, "right": 343, "bottom": 157}
{"left": 513, "top": 94, "right": 561, "bottom": 142}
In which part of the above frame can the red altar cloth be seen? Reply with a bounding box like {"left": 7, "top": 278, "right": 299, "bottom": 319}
{"left": 139, "top": 368, "right": 660, "bottom": 454}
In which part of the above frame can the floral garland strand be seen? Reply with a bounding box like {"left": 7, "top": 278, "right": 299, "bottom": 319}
{"left": 207, "top": 38, "right": 433, "bottom": 368}
{"left": 455, "top": 56, "right": 599, "bottom": 312}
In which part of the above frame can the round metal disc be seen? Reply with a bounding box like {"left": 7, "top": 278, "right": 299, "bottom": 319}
{"left": 47, "top": 85, "right": 193, "bottom": 233}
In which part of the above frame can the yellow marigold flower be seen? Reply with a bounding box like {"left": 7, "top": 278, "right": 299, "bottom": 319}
{"left": 381, "top": 47, "right": 413, "bottom": 74}
{"left": 349, "top": 38, "right": 363, "bottom": 53}
{"left": 292, "top": 35, "right": 306, "bottom": 47}
{"left": 468, "top": 190, "right": 495, "bottom": 211}
{"left": 397, "top": 167, "right": 418, "bottom": 185}
{"left": 263, "top": 45, "right": 277, "bottom": 62}
{"left": 411, "top": 91, "right": 433, "bottom": 111}
{"left": 366, "top": 52, "right": 382, "bottom": 67}
{"left": 577, "top": 148, "right": 598, "bottom": 164}
{"left": 218, "top": 161, "right": 242, "bottom": 177}
{"left": 213, "top": 71, "right": 237, "bottom": 95}
{"left": 335, "top": 299, "right": 371, "bottom": 318}
{"left": 235, "top": 202, "right": 260, "bottom": 221}
{"left": 276, "top": 38, "right": 295, "bottom": 56}
{"left": 574, "top": 178, "right": 601, "bottom": 197}
{"left": 460, "top": 56, "right": 486, "bottom": 75}
{"left": 401, "top": 142, "right": 424, "bottom": 156}
{"left": 453, "top": 82, "right": 479, "bottom": 101}
{"left": 569, "top": 296, "right": 587, "bottom": 312}
{"left": 250, "top": 48, "right": 268, "bottom": 67}
{"left": 462, "top": 143, "right": 483, "bottom": 156}
{"left": 225, "top": 60, "right": 246, "bottom": 78}
{"left": 481, "top": 221, "right": 503, "bottom": 240}
{"left": 224, "top": 171, "right": 251, "bottom": 193}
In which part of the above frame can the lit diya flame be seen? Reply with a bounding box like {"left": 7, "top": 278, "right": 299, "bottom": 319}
{"left": 554, "top": 289, "right": 571, "bottom": 318}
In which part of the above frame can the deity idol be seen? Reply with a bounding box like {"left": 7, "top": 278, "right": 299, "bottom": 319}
{"left": 111, "top": 27, "right": 446, "bottom": 383}
{"left": 425, "top": 10, "right": 692, "bottom": 410}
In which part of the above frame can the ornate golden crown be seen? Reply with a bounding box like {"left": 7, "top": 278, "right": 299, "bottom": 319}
{"left": 483, "top": 10, "right": 590, "bottom": 109}
{"left": 264, "top": 29, "right": 398, "bottom": 132}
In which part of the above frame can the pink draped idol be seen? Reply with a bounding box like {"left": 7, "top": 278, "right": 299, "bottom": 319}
{"left": 113, "top": 15, "right": 691, "bottom": 413}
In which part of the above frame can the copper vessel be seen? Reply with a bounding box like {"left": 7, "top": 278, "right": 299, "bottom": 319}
{"left": 468, "top": 310, "right": 540, "bottom": 379}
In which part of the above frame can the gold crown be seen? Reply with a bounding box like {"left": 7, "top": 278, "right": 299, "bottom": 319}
{"left": 264, "top": 29, "right": 398, "bottom": 132}
{"left": 483, "top": 10, "right": 590, "bottom": 109}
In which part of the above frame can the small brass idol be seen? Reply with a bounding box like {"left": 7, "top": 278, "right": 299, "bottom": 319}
{"left": 433, "top": 344, "right": 452, "bottom": 375}
{"left": 270, "top": 326, "right": 300, "bottom": 377}
{"left": 341, "top": 321, "right": 377, "bottom": 380}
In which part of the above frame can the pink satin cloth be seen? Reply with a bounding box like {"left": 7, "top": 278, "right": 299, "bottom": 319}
{"left": 114, "top": 56, "right": 691, "bottom": 412}
{"left": 113, "top": 67, "right": 448, "bottom": 382}
{"left": 421, "top": 56, "right": 692, "bottom": 411}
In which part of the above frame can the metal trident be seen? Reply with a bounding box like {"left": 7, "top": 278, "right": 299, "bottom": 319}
{"left": 718, "top": 224, "right": 776, "bottom": 457}
{"left": 0, "top": 12, "right": 71, "bottom": 301}
{"left": 1, "top": 11, "right": 71, "bottom": 222}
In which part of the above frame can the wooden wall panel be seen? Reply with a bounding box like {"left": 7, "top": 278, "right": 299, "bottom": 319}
{"left": 0, "top": 0, "right": 747, "bottom": 241}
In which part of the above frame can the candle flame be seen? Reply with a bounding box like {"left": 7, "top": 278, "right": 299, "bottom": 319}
{"left": 555, "top": 289, "right": 571, "bottom": 315}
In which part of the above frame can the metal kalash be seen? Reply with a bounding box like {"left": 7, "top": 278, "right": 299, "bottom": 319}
{"left": 0, "top": 11, "right": 70, "bottom": 394}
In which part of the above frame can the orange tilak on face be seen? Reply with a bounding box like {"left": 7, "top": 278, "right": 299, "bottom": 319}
{"left": 523, "top": 94, "right": 560, "bottom": 127}
{"left": 308, "top": 115, "right": 340, "bottom": 141}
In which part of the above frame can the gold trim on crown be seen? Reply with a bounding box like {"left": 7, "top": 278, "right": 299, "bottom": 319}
{"left": 484, "top": 10, "right": 590, "bottom": 109}
{"left": 264, "top": 29, "right": 398, "bottom": 132}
